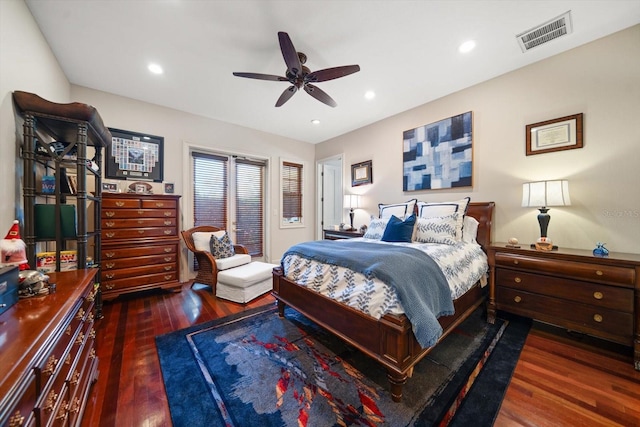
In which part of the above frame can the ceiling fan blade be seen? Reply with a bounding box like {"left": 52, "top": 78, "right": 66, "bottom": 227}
{"left": 304, "top": 84, "right": 337, "bottom": 108}
{"left": 275, "top": 85, "right": 297, "bottom": 107}
{"left": 305, "top": 65, "right": 360, "bottom": 83}
{"left": 278, "top": 32, "right": 302, "bottom": 78}
{"left": 232, "top": 72, "right": 288, "bottom": 82}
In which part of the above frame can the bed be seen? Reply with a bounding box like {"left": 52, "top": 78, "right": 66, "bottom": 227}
{"left": 272, "top": 201, "right": 495, "bottom": 402}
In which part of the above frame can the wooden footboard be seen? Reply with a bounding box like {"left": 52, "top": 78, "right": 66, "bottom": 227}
{"left": 272, "top": 266, "right": 485, "bottom": 402}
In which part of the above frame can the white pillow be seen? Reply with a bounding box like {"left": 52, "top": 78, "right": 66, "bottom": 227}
{"left": 413, "top": 213, "right": 460, "bottom": 245}
{"left": 416, "top": 197, "right": 470, "bottom": 218}
{"left": 192, "top": 230, "right": 226, "bottom": 252}
{"left": 378, "top": 199, "right": 417, "bottom": 219}
{"left": 363, "top": 217, "right": 390, "bottom": 240}
{"left": 462, "top": 216, "right": 480, "bottom": 243}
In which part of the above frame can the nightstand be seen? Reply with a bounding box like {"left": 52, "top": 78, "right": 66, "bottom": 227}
{"left": 323, "top": 229, "right": 364, "bottom": 240}
{"left": 487, "top": 244, "right": 640, "bottom": 370}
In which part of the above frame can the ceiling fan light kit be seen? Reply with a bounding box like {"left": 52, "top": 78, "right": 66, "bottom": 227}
{"left": 233, "top": 31, "right": 360, "bottom": 107}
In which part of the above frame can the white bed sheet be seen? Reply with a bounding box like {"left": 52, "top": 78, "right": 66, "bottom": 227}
{"left": 282, "top": 238, "right": 488, "bottom": 320}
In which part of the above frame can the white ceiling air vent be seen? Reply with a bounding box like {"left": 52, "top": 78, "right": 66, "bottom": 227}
{"left": 517, "top": 11, "right": 573, "bottom": 52}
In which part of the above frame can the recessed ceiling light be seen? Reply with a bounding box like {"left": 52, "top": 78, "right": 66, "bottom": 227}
{"left": 148, "top": 63, "right": 164, "bottom": 75}
{"left": 311, "top": 119, "right": 320, "bottom": 125}
{"left": 458, "top": 40, "right": 476, "bottom": 54}
{"left": 364, "top": 90, "right": 376, "bottom": 100}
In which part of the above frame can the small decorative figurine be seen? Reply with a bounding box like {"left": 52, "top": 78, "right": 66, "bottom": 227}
{"left": 593, "top": 242, "right": 609, "bottom": 257}
{"left": 506, "top": 237, "right": 520, "bottom": 248}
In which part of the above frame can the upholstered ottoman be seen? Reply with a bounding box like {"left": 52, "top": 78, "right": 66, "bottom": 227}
{"left": 216, "top": 261, "right": 278, "bottom": 303}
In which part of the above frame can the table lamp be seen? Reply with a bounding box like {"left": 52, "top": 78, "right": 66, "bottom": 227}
{"left": 522, "top": 180, "right": 570, "bottom": 249}
{"left": 344, "top": 194, "right": 361, "bottom": 231}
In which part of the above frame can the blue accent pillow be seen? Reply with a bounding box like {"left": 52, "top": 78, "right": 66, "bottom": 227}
{"left": 381, "top": 214, "right": 416, "bottom": 242}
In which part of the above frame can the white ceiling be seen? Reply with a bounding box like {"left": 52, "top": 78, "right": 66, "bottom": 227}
{"left": 25, "top": 1, "right": 640, "bottom": 144}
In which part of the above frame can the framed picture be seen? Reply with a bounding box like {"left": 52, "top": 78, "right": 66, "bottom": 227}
{"left": 403, "top": 111, "right": 473, "bottom": 191}
{"left": 526, "top": 113, "right": 583, "bottom": 156}
{"left": 164, "top": 183, "right": 175, "bottom": 194}
{"left": 351, "top": 160, "right": 372, "bottom": 186}
{"left": 102, "top": 182, "right": 118, "bottom": 193}
{"left": 106, "top": 128, "right": 164, "bottom": 182}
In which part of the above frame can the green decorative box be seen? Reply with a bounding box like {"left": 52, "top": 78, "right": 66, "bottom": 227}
{"left": 34, "top": 204, "right": 77, "bottom": 239}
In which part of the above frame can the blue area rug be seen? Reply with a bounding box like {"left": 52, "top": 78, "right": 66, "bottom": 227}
{"left": 156, "top": 304, "right": 530, "bottom": 427}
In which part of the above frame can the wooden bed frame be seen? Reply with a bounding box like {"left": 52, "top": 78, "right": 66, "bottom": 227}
{"left": 272, "top": 202, "right": 495, "bottom": 402}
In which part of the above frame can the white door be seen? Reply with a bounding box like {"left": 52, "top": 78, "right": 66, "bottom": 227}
{"left": 316, "top": 156, "right": 343, "bottom": 239}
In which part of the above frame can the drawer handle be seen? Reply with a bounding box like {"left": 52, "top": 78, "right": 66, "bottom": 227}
{"left": 164, "top": 257, "right": 172, "bottom": 262}
{"left": 513, "top": 260, "right": 519, "bottom": 265}
{"left": 69, "top": 397, "right": 81, "bottom": 414}
{"left": 89, "top": 328, "right": 96, "bottom": 339}
{"left": 593, "top": 291, "right": 604, "bottom": 300}
{"left": 155, "top": 202, "right": 165, "bottom": 207}
{"left": 138, "top": 220, "right": 144, "bottom": 224}
{"left": 70, "top": 369, "right": 81, "bottom": 385}
{"left": 164, "top": 220, "right": 172, "bottom": 225}
{"left": 164, "top": 274, "right": 172, "bottom": 280}
{"left": 164, "top": 248, "right": 172, "bottom": 253}
{"left": 116, "top": 201, "right": 125, "bottom": 207}
{"left": 105, "top": 262, "right": 115, "bottom": 269}
{"left": 164, "top": 266, "right": 172, "bottom": 271}
{"left": 106, "top": 211, "right": 115, "bottom": 217}
{"left": 106, "top": 273, "right": 115, "bottom": 279}
{"left": 75, "top": 332, "right": 85, "bottom": 346}
{"left": 88, "top": 288, "right": 97, "bottom": 302}
{"left": 138, "top": 210, "right": 144, "bottom": 214}
{"left": 64, "top": 354, "right": 71, "bottom": 366}
{"left": 596, "top": 270, "right": 604, "bottom": 276}
{"left": 105, "top": 221, "right": 115, "bottom": 227}
{"left": 164, "top": 230, "right": 172, "bottom": 235}
{"left": 66, "top": 325, "right": 72, "bottom": 336}
{"left": 593, "top": 314, "right": 603, "bottom": 323}
{"left": 106, "top": 232, "right": 115, "bottom": 238}
{"left": 55, "top": 401, "right": 68, "bottom": 420}
{"left": 514, "top": 296, "right": 522, "bottom": 303}
{"left": 138, "top": 230, "right": 145, "bottom": 234}
{"left": 76, "top": 308, "right": 85, "bottom": 320}
{"left": 105, "top": 252, "right": 115, "bottom": 258}
{"left": 89, "top": 348, "right": 97, "bottom": 359}
{"left": 514, "top": 277, "right": 522, "bottom": 283}
{"left": 164, "top": 211, "right": 172, "bottom": 217}
{"left": 105, "top": 284, "right": 114, "bottom": 290}
{"left": 45, "top": 389, "right": 58, "bottom": 412}
{"left": 87, "top": 312, "right": 94, "bottom": 323}
{"left": 9, "top": 411, "right": 25, "bottom": 427}
{"left": 43, "top": 354, "right": 58, "bottom": 376}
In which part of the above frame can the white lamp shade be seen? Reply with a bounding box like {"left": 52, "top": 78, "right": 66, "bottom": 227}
{"left": 344, "top": 194, "right": 360, "bottom": 209}
{"left": 522, "top": 180, "right": 571, "bottom": 208}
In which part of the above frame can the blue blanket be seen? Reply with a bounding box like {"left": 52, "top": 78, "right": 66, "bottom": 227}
{"left": 282, "top": 240, "right": 454, "bottom": 348}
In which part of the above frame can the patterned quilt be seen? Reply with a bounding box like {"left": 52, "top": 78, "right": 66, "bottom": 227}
{"left": 281, "top": 238, "right": 488, "bottom": 320}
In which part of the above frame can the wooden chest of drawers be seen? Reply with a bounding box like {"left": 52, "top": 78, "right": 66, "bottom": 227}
{"left": 0, "top": 269, "right": 99, "bottom": 427}
{"left": 487, "top": 244, "right": 640, "bottom": 370}
{"left": 101, "top": 193, "right": 181, "bottom": 300}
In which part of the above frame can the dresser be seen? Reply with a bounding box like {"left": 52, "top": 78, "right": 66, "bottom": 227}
{"left": 323, "top": 229, "right": 364, "bottom": 240}
{"left": 487, "top": 244, "right": 640, "bottom": 370}
{"left": 100, "top": 193, "right": 181, "bottom": 300}
{"left": 0, "top": 269, "right": 99, "bottom": 427}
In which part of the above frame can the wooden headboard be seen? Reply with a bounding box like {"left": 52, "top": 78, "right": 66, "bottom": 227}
{"left": 466, "top": 202, "right": 495, "bottom": 252}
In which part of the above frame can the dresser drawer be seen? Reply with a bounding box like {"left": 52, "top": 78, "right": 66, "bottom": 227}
{"left": 102, "top": 217, "right": 177, "bottom": 229}
{"left": 102, "top": 253, "right": 177, "bottom": 271}
{"left": 494, "top": 253, "right": 635, "bottom": 287}
{"left": 103, "top": 271, "right": 179, "bottom": 292}
{"left": 101, "top": 262, "right": 176, "bottom": 281}
{"left": 34, "top": 381, "right": 69, "bottom": 427}
{"left": 102, "top": 208, "right": 176, "bottom": 219}
{"left": 102, "top": 243, "right": 177, "bottom": 260}
{"left": 495, "top": 269, "right": 634, "bottom": 312}
{"left": 142, "top": 198, "right": 177, "bottom": 209}
{"left": 102, "top": 198, "right": 140, "bottom": 209}
{"left": 0, "top": 374, "right": 37, "bottom": 427}
{"left": 102, "top": 227, "right": 177, "bottom": 240}
{"left": 496, "top": 287, "right": 634, "bottom": 344}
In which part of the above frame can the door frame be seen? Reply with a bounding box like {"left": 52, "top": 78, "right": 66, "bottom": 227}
{"left": 315, "top": 154, "right": 344, "bottom": 240}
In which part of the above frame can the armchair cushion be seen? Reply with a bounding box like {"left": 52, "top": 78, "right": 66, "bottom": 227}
{"left": 216, "top": 253, "right": 251, "bottom": 271}
{"left": 210, "top": 232, "right": 235, "bottom": 259}
{"left": 192, "top": 230, "right": 226, "bottom": 252}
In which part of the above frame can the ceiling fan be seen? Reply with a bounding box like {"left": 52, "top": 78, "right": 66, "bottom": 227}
{"left": 233, "top": 32, "right": 360, "bottom": 108}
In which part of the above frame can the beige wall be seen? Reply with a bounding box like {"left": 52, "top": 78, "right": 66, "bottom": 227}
{"left": 0, "top": 0, "right": 70, "bottom": 229}
{"left": 317, "top": 25, "right": 640, "bottom": 254}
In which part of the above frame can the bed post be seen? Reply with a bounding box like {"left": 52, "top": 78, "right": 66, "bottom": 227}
{"left": 387, "top": 371, "right": 407, "bottom": 402}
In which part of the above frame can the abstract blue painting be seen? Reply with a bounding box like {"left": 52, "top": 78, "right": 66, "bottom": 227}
{"left": 403, "top": 111, "right": 473, "bottom": 191}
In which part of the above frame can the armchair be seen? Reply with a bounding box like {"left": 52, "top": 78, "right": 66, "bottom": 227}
{"left": 181, "top": 225, "right": 249, "bottom": 291}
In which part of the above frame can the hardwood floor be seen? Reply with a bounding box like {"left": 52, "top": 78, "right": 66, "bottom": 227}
{"left": 81, "top": 282, "right": 640, "bottom": 426}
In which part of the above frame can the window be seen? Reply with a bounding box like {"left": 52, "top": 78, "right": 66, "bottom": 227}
{"left": 192, "top": 152, "right": 265, "bottom": 257}
{"left": 281, "top": 159, "right": 304, "bottom": 227}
